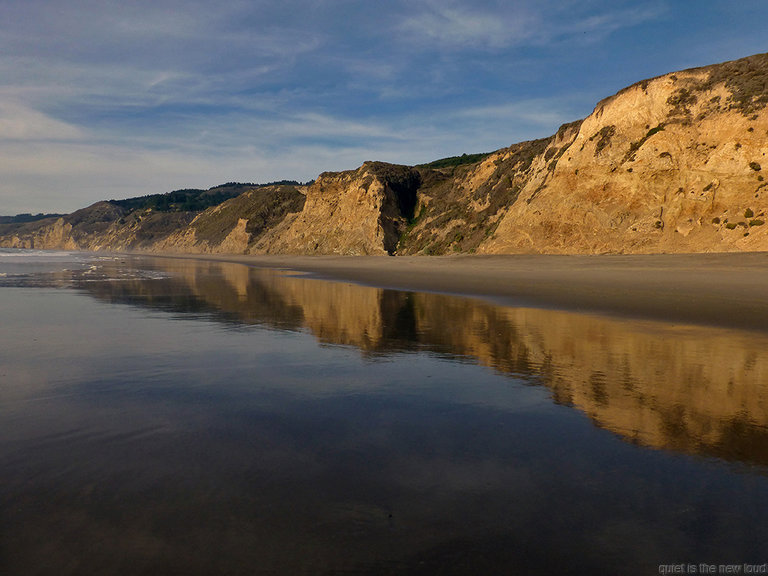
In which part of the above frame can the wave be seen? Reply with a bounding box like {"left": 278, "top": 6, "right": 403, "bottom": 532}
{"left": 0, "top": 248, "right": 83, "bottom": 260}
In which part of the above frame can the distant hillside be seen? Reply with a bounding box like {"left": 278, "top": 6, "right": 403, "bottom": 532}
{"left": 0, "top": 213, "right": 66, "bottom": 224}
{"left": 0, "top": 182, "right": 305, "bottom": 252}
{"left": 2, "top": 52, "right": 768, "bottom": 255}
{"left": 107, "top": 181, "right": 302, "bottom": 213}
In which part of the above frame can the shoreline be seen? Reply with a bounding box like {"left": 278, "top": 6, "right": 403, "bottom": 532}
{"left": 132, "top": 251, "right": 768, "bottom": 333}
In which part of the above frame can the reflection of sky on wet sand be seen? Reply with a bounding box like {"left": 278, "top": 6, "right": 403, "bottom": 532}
{"left": 2, "top": 254, "right": 768, "bottom": 575}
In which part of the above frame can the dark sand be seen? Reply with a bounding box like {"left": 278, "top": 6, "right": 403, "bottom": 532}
{"left": 147, "top": 252, "right": 768, "bottom": 332}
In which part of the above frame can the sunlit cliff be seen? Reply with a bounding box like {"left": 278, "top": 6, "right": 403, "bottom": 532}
{"left": 3, "top": 53, "right": 768, "bottom": 254}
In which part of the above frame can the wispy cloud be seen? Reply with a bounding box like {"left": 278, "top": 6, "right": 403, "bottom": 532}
{"left": 548, "top": 3, "right": 669, "bottom": 45}
{"left": 455, "top": 100, "right": 576, "bottom": 128}
{"left": 0, "top": 102, "right": 84, "bottom": 141}
{"left": 399, "top": 1, "right": 538, "bottom": 50}
{"left": 397, "top": 0, "right": 667, "bottom": 51}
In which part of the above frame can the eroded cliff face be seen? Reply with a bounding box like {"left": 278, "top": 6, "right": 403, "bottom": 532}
{"left": 254, "top": 162, "right": 421, "bottom": 255}
{"left": 398, "top": 125, "right": 580, "bottom": 254}
{"left": 478, "top": 54, "right": 768, "bottom": 253}
{"left": 155, "top": 185, "right": 306, "bottom": 254}
{"left": 2, "top": 217, "right": 79, "bottom": 250}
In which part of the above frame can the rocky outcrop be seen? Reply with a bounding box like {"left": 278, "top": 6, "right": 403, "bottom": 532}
{"left": 254, "top": 162, "right": 421, "bottom": 255}
{"left": 3, "top": 217, "right": 79, "bottom": 250}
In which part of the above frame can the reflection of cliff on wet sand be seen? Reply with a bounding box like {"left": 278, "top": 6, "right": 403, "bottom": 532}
{"left": 92, "top": 257, "right": 416, "bottom": 350}
{"left": 408, "top": 294, "right": 768, "bottom": 466}
{"left": 83, "top": 257, "right": 768, "bottom": 467}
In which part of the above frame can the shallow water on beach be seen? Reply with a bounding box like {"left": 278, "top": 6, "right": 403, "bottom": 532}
{"left": 2, "top": 250, "right": 768, "bottom": 575}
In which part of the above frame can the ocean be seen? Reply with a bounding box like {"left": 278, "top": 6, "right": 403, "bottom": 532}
{"left": 1, "top": 248, "right": 767, "bottom": 575}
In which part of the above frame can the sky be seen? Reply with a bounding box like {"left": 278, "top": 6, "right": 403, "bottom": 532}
{"left": 1, "top": 0, "right": 767, "bottom": 214}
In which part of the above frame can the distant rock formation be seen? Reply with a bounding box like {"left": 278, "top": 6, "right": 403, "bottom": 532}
{"left": 2, "top": 52, "right": 768, "bottom": 255}
{"left": 0, "top": 185, "right": 305, "bottom": 253}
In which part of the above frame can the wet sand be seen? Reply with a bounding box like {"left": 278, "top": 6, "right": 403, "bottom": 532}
{"left": 144, "top": 252, "right": 768, "bottom": 332}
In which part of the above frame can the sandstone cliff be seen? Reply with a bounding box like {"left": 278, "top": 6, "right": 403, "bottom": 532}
{"left": 479, "top": 53, "right": 768, "bottom": 254}
{"left": 399, "top": 127, "right": 580, "bottom": 254}
{"left": 2, "top": 52, "right": 768, "bottom": 255}
{"left": 253, "top": 162, "right": 420, "bottom": 255}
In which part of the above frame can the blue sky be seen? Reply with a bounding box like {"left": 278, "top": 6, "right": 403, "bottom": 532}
{"left": 1, "top": 0, "right": 767, "bottom": 214}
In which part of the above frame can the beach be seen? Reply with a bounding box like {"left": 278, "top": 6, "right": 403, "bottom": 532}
{"left": 149, "top": 251, "right": 768, "bottom": 332}
{"left": 3, "top": 249, "right": 768, "bottom": 575}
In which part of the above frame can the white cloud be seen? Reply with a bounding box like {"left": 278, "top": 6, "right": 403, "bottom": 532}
{"left": 399, "top": 1, "right": 537, "bottom": 50}
{"left": 0, "top": 102, "right": 84, "bottom": 141}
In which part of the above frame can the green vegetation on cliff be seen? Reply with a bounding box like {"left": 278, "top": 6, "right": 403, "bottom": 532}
{"left": 417, "top": 152, "right": 493, "bottom": 170}
{"left": 398, "top": 137, "right": 555, "bottom": 255}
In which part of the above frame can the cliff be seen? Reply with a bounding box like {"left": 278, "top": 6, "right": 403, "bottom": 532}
{"left": 2, "top": 52, "right": 768, "bottom": 255}
{"left": 253, "top": 162, "right": 421, "bottom": 255}
{"left": 480, "top": 53, "right": 768, "bottom": 254}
